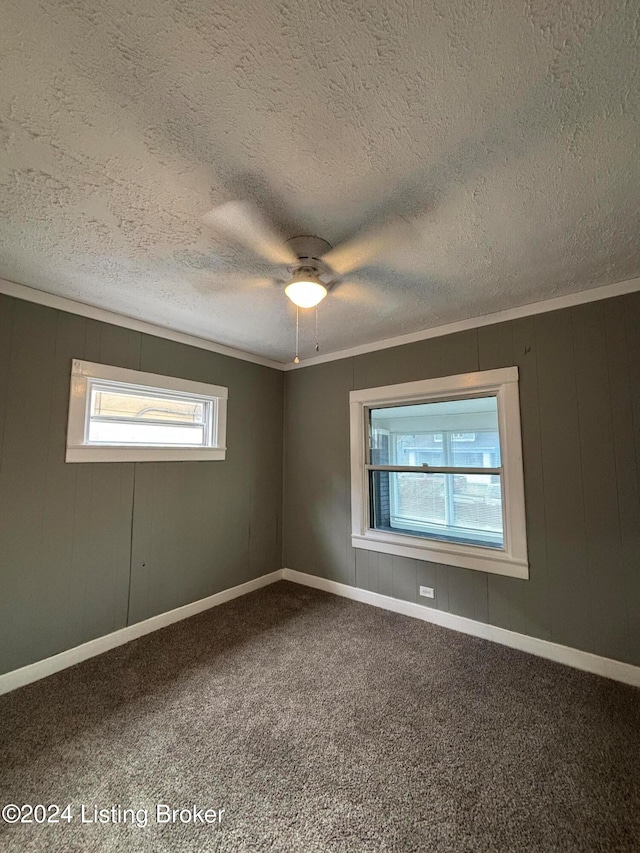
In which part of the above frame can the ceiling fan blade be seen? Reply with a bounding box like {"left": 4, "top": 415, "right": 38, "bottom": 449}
{"left": 330, "top": 279, "right": 400, "bottom": 311}
{"left": 322, "top": 219, "right": 417, "bottom": 276}
{"left": 202, "top": 201, "right": 297, "bottom": 266}
{"left": 188, "top": 271, "right": 274, "bottom": 296}
{"left": 244, "top": 276, "right": 282, "bottom": 291}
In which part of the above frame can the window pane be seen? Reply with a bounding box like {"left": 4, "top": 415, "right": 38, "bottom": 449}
{"left": 87, "top": 383, "right": 210, "bottom": 446}
{"left": 370, "top": 396, "right": 501, "bottom": 468}
{"left": 370, "top": 470, "right": 503, "bottom": 548}
{"left": 91, "top": 387, "right": 205, "bottom": 425}
{"left": 88, "top": 421, "right": 205, "bottom": 446}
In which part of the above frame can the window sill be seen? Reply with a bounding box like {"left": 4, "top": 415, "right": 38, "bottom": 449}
{"left": 65, "top": 446, "right": 227, "bottom": 463}
{"left": 351, "top": 531, "right": 529, "bottom": 579}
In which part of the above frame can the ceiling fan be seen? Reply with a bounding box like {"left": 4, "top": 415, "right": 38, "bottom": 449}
{"left": 201, "top": 201, "right": 412, "bottom": 361}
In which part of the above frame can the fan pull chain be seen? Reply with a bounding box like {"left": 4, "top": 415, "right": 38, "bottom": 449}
{"left": 294, "top": 306, "right": 300, "bottom": 364}
{"left": 315, "top": 306, "right": 320, "bottom": 352}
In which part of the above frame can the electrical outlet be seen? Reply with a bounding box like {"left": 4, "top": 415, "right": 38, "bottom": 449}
{"left": 419, "top": 586, "right": 435, "bottom": 599}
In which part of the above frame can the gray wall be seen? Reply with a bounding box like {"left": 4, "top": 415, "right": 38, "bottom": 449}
{"left": 283, "top": 293, "right": 640, "bottom": 666}
{"left": 2, "top": 290, "right": 638, "bottom": 676}
{"left": 0, "top": 294, "right": 283, "bottom": 675}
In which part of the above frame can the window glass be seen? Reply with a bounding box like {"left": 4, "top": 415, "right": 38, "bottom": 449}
{"left": 87, "top": 420, "right": 206, "bottom": 446}
{"left": 87, "top": 384, "right": 211, "bottom": 447}
{"left": 91, "top": 388, "right": 205, "bottom": 423}
{"left": 369, "top": 396, "right": 503, "bottom": 548}
{"left": 370, "top": 396, "right": 501, "bottom": 468}
{"left": 370, "top": 471, "right": 503, "bottom": 548}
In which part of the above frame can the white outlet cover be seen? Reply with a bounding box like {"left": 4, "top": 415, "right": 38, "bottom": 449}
{"left": 419, "top": 586, "right": 435, "bottom": 599}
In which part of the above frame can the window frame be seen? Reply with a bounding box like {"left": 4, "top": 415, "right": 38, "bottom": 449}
{"left": 66, "top": 359, "right": 228, "bottom": 463}
{"left": 349, "top": 367, "right": 529, "bottom": 579}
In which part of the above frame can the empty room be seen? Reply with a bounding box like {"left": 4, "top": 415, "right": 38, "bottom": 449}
{"left": 1, "top": 0, "right": 639, "bottom": 851}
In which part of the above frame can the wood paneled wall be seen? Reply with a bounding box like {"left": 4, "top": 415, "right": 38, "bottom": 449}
{"left": 1, "top": 290, "right": 638, "bottom": 673}
{"left": 283, "top": 293, "right": 640, "bottom": 665}
{"left": 0, "top": 295, "right": 283, "bottom": 675}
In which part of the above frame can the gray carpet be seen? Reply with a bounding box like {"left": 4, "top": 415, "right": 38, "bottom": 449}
{"left": 1, "top": 581, "right": 639, "bottom": 853}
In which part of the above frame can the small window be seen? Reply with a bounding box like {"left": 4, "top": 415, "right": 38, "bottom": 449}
{"left": 66, "top": 360, "right": 227, "bottom": 462}
{"left": 350, "top": 368, "right": 528, "bottom": 579}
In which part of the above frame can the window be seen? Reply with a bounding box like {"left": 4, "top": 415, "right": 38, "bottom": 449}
{"left": 350, "top": 368, "right": 528, "bottom": 579}
{"left": 66, "top": 360, "right": 227, "bottom": 462}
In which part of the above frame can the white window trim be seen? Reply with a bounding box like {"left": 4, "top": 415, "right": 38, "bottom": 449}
{"left": 349, "top": 367, "right": 529, "bottom": 580}
{"left": 66, "top": 360, "right": 228, "bottom": 463}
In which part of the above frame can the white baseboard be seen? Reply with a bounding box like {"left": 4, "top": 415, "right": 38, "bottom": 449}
{"left": 0, "top": 571, "right": 282, "bottom": 696}
{"left": 3, "top": 567, "right": 639, "bottom": 695}
{"left": 282, "top": 569, "right": 640, "bottom": 689}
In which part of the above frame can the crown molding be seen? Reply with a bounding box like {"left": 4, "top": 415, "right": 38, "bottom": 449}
{"left": 0, "top": 278, "right": 286, "bottom": 370}
{"left": 283, "top": 275, "right": 640, "bottom": 370}
{"left": 2, "top": 274, "right": 639, "bottom": 373}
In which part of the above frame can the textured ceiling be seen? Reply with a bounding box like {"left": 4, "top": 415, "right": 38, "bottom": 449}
{"left": 1, "top": 0, "right": 639, "bottom": 362}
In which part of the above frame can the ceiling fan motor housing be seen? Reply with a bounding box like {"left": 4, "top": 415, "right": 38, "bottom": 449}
{"left": 285, "top": 235, "right": 335, "bottom": 284}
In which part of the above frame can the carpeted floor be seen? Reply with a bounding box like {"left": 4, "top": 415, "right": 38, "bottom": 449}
{"left": 1, "top": 581, "right": 639, "bottom": 853}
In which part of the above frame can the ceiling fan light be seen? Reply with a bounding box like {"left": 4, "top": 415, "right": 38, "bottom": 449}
{"left": 284, "top": 277, "right": 327, "bottom": 308}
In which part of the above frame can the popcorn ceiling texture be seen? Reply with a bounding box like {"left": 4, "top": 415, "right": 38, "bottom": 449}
{"left": 1, "top": 0, "right": 639, "bottom": 361}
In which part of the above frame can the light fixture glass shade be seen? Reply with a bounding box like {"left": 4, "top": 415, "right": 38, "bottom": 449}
{"left": 285, "top": 277, "right": 327, "bottom": 308}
